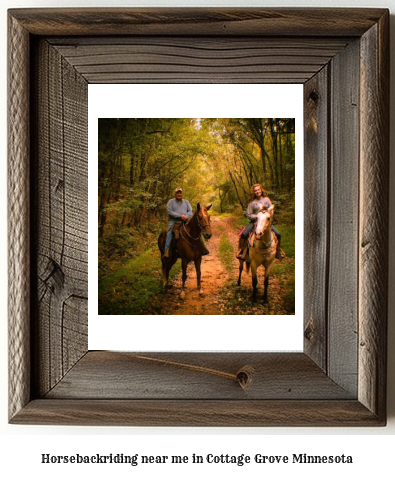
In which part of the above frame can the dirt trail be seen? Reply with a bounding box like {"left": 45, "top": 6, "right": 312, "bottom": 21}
{"left": 158, "top": 216, "right": 232, "bottom": 315}
{"left": 156, "top": 216, "right": 288, "bottom": 315}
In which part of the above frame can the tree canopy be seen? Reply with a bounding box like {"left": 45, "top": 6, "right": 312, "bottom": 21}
{"left": 98, "top": 117, "right": 295, "bottom": 237}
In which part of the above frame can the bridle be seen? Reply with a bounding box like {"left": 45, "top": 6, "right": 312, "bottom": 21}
{"left": 180, "top": 209, "right": 211, "bottom": 247}
{"left": 196, "top": 210, "right": 211, "bottom": 233}
{"left": 253, "top": 210, "right": 273, "bottom": 250}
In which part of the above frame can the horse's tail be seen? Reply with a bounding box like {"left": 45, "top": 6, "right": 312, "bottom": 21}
{"left": 158, "top": 229, "right": 166, "bottom": 254}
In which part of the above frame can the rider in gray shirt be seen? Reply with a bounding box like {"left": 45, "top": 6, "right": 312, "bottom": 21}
{"left": 163, "top": 187, "right": 192, "bottom": 258}
{"left": 237, "top": 183, "right": 283, "bottom": 261}
{"left": 246, "top": 196, "right": 273, "bottom": 222}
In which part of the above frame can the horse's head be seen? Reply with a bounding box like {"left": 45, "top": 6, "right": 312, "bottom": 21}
{"left": 255, "top": 208, "right": 272, "bottom": 240}
{"left": 197, "top": 202, "right": 213, "bottom": 240}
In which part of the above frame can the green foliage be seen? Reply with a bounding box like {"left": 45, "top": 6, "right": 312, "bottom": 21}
{"left": 278, "top": 224, "right": 295, "bottom": 258}
{"left": 218, "top": 228, "right": 235, "bottom": 273}
{"left": 98, "top": 117, "right": 296, "bottom": 287}
{"left": 272, "top": 259, "right": 295, "bottom": 312}
{"left": 99, "top": 247, "right": 181, "bottom": 315}
{"left": 98, "top": 117, "right": 295, "bottom": 236}
{"left": 98, "top": 118, "right": 212, "bottom": 232}
{"left": 98, "top": 219, "right": 164, "bottom": 282}
{"left": 99, "top": 229, "right": 137, "bottom": 263}
{"left": 202, "top": 118, "right": 296, "bottom": 211}
{"left": 218, "top": 264, "right": 295, "bottom": 315}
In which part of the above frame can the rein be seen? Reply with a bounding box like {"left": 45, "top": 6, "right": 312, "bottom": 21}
{"left": 253, "top": 235, "right": 274, "bottom": 254}
{"left": 180, "top": 211, "right": 210, "bottom": 247}
{"left": 255, "top": 236, "right": 273, "bottom": 249}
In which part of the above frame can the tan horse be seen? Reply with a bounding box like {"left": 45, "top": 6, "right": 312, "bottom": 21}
{"left": 158, "top": 203, "right": 212, "bottom": 299}
{"left": 237, "top": 209, "right": 277, "bottom": 302}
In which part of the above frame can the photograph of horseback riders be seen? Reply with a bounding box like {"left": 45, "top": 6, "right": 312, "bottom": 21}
{"left": 98, "top": 117, "right": 296, "bottom": 316}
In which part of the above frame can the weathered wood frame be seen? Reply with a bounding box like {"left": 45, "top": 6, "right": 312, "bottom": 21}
{"left": 8, "top": 8, "right": 389, "bottom": 426}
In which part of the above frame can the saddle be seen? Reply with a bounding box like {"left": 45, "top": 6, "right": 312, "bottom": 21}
{"left": 165, "top": 221, "right": 183, "bottom": 258}
{"left": 172, "top": 221, "right": 182, "bottom": 239}
{"left": 248, "top": 230, "right": 256, "bottom": 248}
{"left": 237, "top": 226, "right": 257, "bottom": 248}
{"left": 237, "top": 226, "right": 280, "bottom": 262}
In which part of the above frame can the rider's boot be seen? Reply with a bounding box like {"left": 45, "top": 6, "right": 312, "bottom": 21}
{"left": 162, "top": 248, "right": 170, "bottom": 259}
{"left": 236, "top": 239, "right": 248, "bottom": 261}
{"left": 275, "top": 237, "right": 285, "bottom": 260}
{"left": 173, "top": 222, "right": 181, "bottom": 239}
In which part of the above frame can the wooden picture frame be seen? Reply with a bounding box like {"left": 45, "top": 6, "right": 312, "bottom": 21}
{"left": 8, "top": 8, "right": 389, "bottom": 426}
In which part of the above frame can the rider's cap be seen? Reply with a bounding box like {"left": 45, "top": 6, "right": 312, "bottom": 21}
{"left": 174, "top": 187, "right": 183, "bottom": 193}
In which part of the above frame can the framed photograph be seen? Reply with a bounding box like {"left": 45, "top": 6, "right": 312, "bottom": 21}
{"left": 8, "top": 8, "right": 389, "bottom": 426}
{"left": 89, "top": 84, "right": 303, "bottom": 352}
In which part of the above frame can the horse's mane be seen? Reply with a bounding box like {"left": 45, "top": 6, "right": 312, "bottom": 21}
{"left": 185, "top": 212, "right": 195, "bottom": 226}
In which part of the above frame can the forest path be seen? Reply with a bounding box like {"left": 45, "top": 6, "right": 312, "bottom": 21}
{"left": 153, "top": 216, "right": 292, "bottom": 315}
{"left": 157, "top": 215, "right": 235, "bottom": 315}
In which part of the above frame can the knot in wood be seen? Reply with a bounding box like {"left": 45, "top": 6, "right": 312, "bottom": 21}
{"left": 236, "top": 365, "right": 255, "bottom": 390}
{"left": 304, "top": 322, "right": 314, "bottom": 341}
{"left": 308, "top": 90, "right": 319, "bottom": 103}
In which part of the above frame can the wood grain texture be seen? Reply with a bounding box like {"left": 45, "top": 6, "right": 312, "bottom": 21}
{"left": 49, "top": 37, "right": 350, "bottom": 84}
{"left": 327, "top": 39, "right": 360, "bottom": 396}
{"left": 7, "top": 8, "right": 389, "bottom": 426}
{"left": 31, "top": 39, "right": 88, "bottom": 397}
{"left": 8, "top": 8, "right": 387, "bottom": 37}
{"left": 359, "top": 11, "right": 389, "bottom": 421}
{"left": 46, "top": 352, "right": 354, "bottom": 400}
{"left": 8, "top": 13, "right": 31, "bottom": 421}
{"left": 303, "top": 67, "right": 329, "bottom": 371}
{"left": 11, "top": 399, "right": 384, "bottom": 427}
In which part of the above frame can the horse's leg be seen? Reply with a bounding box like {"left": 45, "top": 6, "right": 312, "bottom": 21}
{"left": 162, "top": 255, "right": 176, "bottom": 290}
{"left": 162, "top": 260, "right": 170, "bottom": 289}
{"left": 180, "top": 257, "right": 188, "bottom": 299}
{"left": 263, "top": 259, "right": 275, "bottom": 303}
{"left": 263, "top": 274, "right": 269, "bottom": 304}
{"left": 251, "top": 263, "right": 258, "bottom": 302}
{"left": 161, "top": 259, "right": 168, "bottom": 288}
{"left": 194, "top": 257, "right": 204, "bottom": 296}
{"left": 237, "top": 259, "right": 243, "bottom": 286}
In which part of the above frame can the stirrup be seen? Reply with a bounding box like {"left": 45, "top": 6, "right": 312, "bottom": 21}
{"left": 276, "top": 248, "right": 285, "bottom": 260}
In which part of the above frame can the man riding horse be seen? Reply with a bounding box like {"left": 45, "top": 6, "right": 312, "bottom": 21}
{"left": 162, "top": 187, "right": 209, "bottom": 259}
{"left": 236, "top": 183, "right": 284, "bottom": 261}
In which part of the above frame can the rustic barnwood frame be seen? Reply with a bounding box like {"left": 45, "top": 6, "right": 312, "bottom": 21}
{"left": 8, "top": 8, "right": 389, "bottom": 426}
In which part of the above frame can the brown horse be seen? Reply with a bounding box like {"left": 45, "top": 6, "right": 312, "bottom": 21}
{"left": 158, "top": 203, "right": 212, "bottom": 298}
{"left": 237, "top": 209, "right": 277, "bottom": 302}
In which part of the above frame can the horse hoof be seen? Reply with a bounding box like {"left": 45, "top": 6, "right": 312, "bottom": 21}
{"left": 199, "top": 290, "right": 205, "bottom": 297}
{"left": 180, "top": 291, "right": 186, "bottom": 300}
